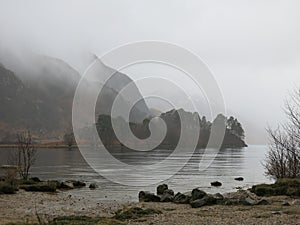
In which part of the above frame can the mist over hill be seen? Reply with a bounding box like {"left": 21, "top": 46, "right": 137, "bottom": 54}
{"left": 0, "top": 51, "right": 246, "bottom": 148}
{"left": 0, "top": 53, "right": 151, "bottom": 142}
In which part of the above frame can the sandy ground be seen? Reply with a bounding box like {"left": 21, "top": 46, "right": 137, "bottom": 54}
{"left": 0, "top": 190, "right": 300, "bottom": 225}
{"left": 0, "top": 190, "right": 125, "bottom": 224}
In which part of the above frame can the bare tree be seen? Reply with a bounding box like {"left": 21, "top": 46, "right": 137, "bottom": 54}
{"left": 265, "top": 88, "right": 300, "bottom": 179}
{"left": 14, "top": 130, "right": 37, "bottom": 180}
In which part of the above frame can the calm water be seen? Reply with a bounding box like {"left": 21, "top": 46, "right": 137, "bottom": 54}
{"left": 0, "top": 145, "right": 272, "bottom": 202}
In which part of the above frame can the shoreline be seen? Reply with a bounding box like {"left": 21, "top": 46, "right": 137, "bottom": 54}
{"left": 0, "top": 189, "right": 299, "bottom": 225}
{"left": 0, "top": 144, "right": 77, "bottom": 149}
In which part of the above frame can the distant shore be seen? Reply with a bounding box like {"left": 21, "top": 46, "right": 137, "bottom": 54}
{"left": 0, "top": 144, "right": 76, "bottom": 149}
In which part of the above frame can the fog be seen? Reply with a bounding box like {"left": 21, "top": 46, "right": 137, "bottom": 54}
{"left": 0, "top": 0, "right": 300, "bottom": 144}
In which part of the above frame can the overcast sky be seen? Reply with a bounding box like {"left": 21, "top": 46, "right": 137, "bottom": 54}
{"left": 0, "top": 0, "right": 300, "bottom": 144}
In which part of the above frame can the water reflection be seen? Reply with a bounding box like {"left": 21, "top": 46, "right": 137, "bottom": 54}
{"left": 0, "top": 145, "right": 271, "bottom": 202}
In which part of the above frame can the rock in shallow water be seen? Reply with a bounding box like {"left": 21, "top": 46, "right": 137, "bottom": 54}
{"left": 211, "top": 181, "right": 222, "bottom": 187}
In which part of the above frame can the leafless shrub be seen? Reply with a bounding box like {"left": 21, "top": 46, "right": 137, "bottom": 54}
{"left": 265, "top": 88, "right": 300, "bottom": 179}
{"left": 11, "top": 130, "right": 37, "bottom": 180}
{"left": 2, "top": 165, "right": 18, "bottom": 185}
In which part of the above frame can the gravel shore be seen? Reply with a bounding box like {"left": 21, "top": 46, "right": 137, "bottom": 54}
{"left": 0, "top": 190, "right": 300, "bottom": 225}
{"left": 0, "top": 190, "right": 125, "bottom": 224}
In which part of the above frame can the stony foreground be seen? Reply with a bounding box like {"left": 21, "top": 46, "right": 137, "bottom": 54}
{"left": 0, "top": 190, "right": 299, "bottom": 225}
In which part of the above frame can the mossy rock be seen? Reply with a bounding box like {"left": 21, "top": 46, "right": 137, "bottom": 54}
{"left": 275, "top": 178, "right": 300, "bottom": 187}
{"left": 190, "top": 188, "right": 207, "bottom": 201}
{"left": 0, "top": 182, "right": 17, "bottom": 194}
{"left": 251, "top": 178, "right": 300, "bottom": 197}
{"left": 19, "top": 181, "right": 57, "bottom": 192}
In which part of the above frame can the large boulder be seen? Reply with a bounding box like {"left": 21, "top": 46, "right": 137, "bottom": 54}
{"left": 223, "top": 190, "right": 258, "bottom": 205}
{"left": 213, "top": 193, "right": 224, "bottom": 203}
{"left": 160, "top": 193, "right": 174, "bottom": 202}
{"left": 139, "top": 191, "right": 160, "bottom": 202}
{"left": 240, "top": 197, "right": 257, "bottom": 206}
{"left": 157, "top": 184, "right": 168, "bottom": 195}
{"left": 173, "top": 192, "right": 191, "bottom": 204}
{"left": 190, "top": 195, "right": 217, "bottom": 208}
{"left": 60, "top": 181, "right": 74, "bottom": 189}
{"left": 160, "top": 189, "right": 175, "bottom": 202}
{"left": 191, "top": 188, "right": 207, "bottom": 201}
{"left": 163, "top": 189, "right": 174, "bottom": 196}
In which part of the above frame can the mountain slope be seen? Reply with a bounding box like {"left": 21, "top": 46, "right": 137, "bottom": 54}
{"left": 0, "top": 54, "right": 151, "bottom": 142}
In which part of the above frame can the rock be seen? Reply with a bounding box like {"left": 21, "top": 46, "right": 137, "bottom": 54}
{"left": 190, "top": 195, "right": 217, "bottom": 208}
{"left": 163, "top": 189, "right": 174, "bottom": 196}
{"left": 282, "top": 202, "right": 290, "bottom": 206}
{"left": 190, "top": 199, "right": 206, "bottom": 208}
{"left": 157, "top": 184, "right": 168, "bottom": 195}
{"left": 70, "top": 180, "right": 86, "bottom": 188}
{"left": 30, "top": 177, "right": 41, "bottom": 182}
{"left": 159, "top": 188, "right": 175, "bottom": 202}
{"left": 234, "top": 177, "right": 244, "bottom": 181}
{"left": 60, "top": 182, "right": 74, "bottom": 189}
{"left": 292, "top": 199, "right": 300, "bottom": 205}
{"left": 89, "top": 183, "right": 98, "bottom": 189}
{"left": 251, "top": 178, "right": 300, "bottom": 197}
{"left": 191, "top": 188, "right": 207, "bottom": 201}
{"left": 138, "top": 191, "right": 160, "bottom": 202}
{"left": 256, "top": 199, "right": 270, "bottom": 205}
{"left": 173, "top": 192, "right": 191, "bottom": 204}
{"left": 223, "top": 190, "right": 259, "bottom": 206}
{"left": 213, "top": 193, "right": 224, "bottom": 203}
{"left": 183, "top": 191, "right": 192, "bottom": 198}
{"left": 20, "top": 182, "right": 56, "bottom": 192}
{"left": 211, "top": 181, "right": 222, "bottom": 187}
{"left": 160, "top": 193, "right": 174, "bottom": 202}
{"left": 240, "top": 197, "right": 256, "bottom": 206}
